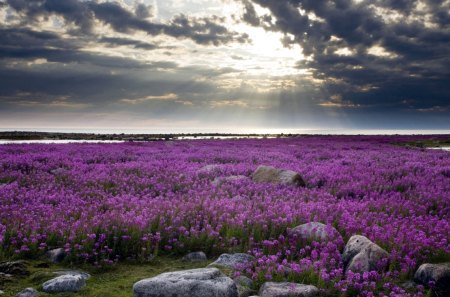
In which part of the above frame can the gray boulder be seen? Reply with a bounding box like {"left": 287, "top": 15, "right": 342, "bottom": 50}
{"left": 259, "top": 282, "right": 319, "bottom": 297}
{"left": 342, "top": 235, "right": 389, "bottom": 274}
{"left": 133, "top": 268, "right": 238, "bottom": 297}
{"left": 414, "top": 263, "right": 450, "bottom": 295}
{"left": 287, "top": 222, "right": 341, "bottom": 242}
{"left": 198, "top": 164, "right": 222, "bottom": 174}
{"left": 15, "top": 288, "right": 38, "bottom": 297}
{"left": 0, "top": 289, "right": 3, "bottom": 295}
{"left": 208, "top": 253, "right": 255, "bottom": 270}
{"left": 182, "top": 251, "right": 208, "bottom": 262}
{"left": 42, "top": 274, "right": 86, "bottom": 293}
{"left": 252, "top": 166, "right": 305, "bottom": 187}
{"left": 47, "top": 248, "right": 66, "bottom": 263}
{"left": 213, "top": 175, "right": 248, "bottom": 186}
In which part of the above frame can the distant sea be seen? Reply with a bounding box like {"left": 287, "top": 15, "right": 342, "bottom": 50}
{"left": 1, "top": 128, "right": 450, "bottom": 135}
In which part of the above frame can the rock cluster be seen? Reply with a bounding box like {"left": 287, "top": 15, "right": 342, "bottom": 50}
{"left": 342, "top": 235, "right": 389, "bottom": 274}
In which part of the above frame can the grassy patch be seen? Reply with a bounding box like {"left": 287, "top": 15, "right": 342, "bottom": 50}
{"left": 1, "top": 257, "right": 209, "bottom": 297}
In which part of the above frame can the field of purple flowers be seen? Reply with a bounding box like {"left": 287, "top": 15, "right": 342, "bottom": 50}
{"left": 0, "top": 136, "right": 449, "bottom": 296}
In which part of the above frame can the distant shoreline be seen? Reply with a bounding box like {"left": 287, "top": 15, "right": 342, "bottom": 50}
{"left": 0, "top": 131, "right": 449, "bottom": 143}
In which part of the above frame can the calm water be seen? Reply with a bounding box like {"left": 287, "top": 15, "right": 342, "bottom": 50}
{"left": 0, "top": 140, "right": 124, "bottom": 144}
{"left": 1, "top": 128, "right": 450, "bottom": 135}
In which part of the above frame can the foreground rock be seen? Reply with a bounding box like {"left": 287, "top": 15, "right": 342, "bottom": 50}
{"left": 213, "top": 175, "right": 248, "bottom": 186}
{"left": 259, "top": 282, "right": 319, "bottom": 297}
{"left": 42, "top": 274, "right": 87, "bottom": 293}
{"left": 208, "top": 253, "right": 255, "bottom": 270}
{"left": 342, "top": 235, "right": 389, "bottom": 274}
{"left": 133, "top": 268, "right": 238, "bottom": 297}
{"left": 414, "top": 263, "right": 450, "bottom": 295}
{"left": 252, "top": 166, "right": 305, "bottom": 187}
{"left": 288, "top": 222, "right": 341, "bottom": 242}
{"left": 0, "top": 261, "right": 29, "bottom": 276}
{"left": 15, "top": 288, "right": 38, "bottom": 297}
{"left": 182, "top": 251, "right": 208, "bottom": 262}
{"left": 47, "top": 248, "right": 66, "bottom": 263}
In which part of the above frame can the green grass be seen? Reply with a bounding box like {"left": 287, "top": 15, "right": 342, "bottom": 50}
{"left": 397, "top": 138, "right": 450, "bottom": 148}
{"left": 0, "top": 257, "right": 209, "bottom": 297}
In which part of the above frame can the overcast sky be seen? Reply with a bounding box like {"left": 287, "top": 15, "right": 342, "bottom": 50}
{"left": 0, "top": 0, "right": 449, "bottom": 133}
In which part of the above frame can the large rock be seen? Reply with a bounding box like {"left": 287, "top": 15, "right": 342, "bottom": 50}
{"left": 0, "top": 261, "right": 29, "bottom": 276}
{"left": 287, "top": 222, "right": 341, "bottom": 242}
{"left": 133, "top": 268, "right": 238, "bottom": 297}
{"left": 182, "top": 251, "right": 208, "bottom": 262}
{"left": 342, "top": 235, "right": 389, "bottom": 274}
{"left": 213, "top": 175, "right": 248, "bottom": 186}
{"left": 208, "top": 253, "right": 255, "bottom": 270}
{"left": 42, "top": 274, "right": 86, "bottom": 293}
{"left": 414, "top": 263, "right": 450, "bottom": 295}
{"left": 251, "top": 166, "right": 305, "bottom": 187}
{"left": 47, "top": 248, "right": 66, "bottom": 263}
{"left": 259, "top": 282, "right": 319, "bottom": 297}
{"left": 15, "top": 288, "right": 38, "bottom": 297}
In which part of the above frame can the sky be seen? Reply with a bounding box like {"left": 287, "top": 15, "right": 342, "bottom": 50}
{"left": 0, "top": 0, "right": 449, "bottom": 133}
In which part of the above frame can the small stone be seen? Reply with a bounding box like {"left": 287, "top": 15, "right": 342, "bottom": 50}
{"left": 198, "top": 164, "right": 222, "bottom": 174}
{"left": 50, "top": 168, "right": 67, "bottom": 175}
{"left": 213, "top": 175, "right": 248, "bottom": 186}
{"left": 414, "top": 263, "right": 450, "bottom": 295}
{"left": 132, "top": 268, "right": 238, "bottom": 297}
{"left": 208, "top": 253, "right": 255, "bottom": 270}
{"left": 252, "top": 166, "right": 305, "bottom": 187}
{"left": 15, "top": 288, "right": 38, "bottom": 297}
{"left": 42, "top": 274, "right": 86, "bottom": 293}
{"left": 47, "top": 248, "right": 66, "bottom": 263}
{"left": 259, "top": 282, "right": 319, "bottom": 297}
{"left": 182, "top": 251, "right": 207, "bottom": 262}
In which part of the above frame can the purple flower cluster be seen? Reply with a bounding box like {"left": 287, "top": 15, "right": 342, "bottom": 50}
{"left": 0, "top": 136, "right": 448, "bottom": 295}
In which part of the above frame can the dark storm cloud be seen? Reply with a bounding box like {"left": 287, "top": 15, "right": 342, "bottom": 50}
{"left": 241, "top": 0, "right": 450, "bottom": 114}
{"left": 4, "top": 0, "right": 249, "bottom": 46}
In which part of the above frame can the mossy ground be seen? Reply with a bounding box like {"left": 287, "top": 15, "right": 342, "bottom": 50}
{"left": 1, "top": 257, "right": 209, "bottom": 297}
